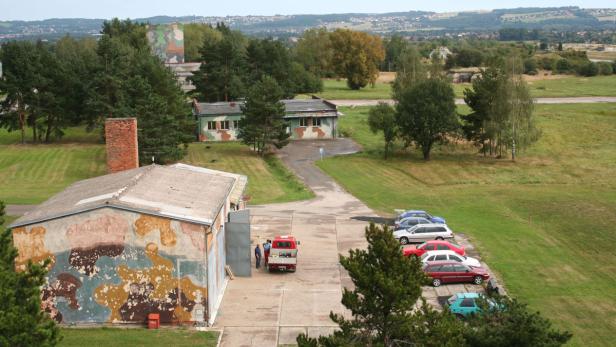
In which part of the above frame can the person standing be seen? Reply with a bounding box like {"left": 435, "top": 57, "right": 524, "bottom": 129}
{"left": 254, "top": 244, "right": 262, "bottom": 269}
{"left": 263, "top": 239, "right": 272, "bottom": 267}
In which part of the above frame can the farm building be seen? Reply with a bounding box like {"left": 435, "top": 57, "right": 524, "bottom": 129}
{"left": 193, "top": 98, "right": 339, "bottom": 141}
{"left": 9, "top": 118, "right": 248, "bottom": 326}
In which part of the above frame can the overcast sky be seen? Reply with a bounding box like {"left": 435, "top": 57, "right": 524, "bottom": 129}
{"left": 1, "top": 0, "right": 614, "bottom": 21}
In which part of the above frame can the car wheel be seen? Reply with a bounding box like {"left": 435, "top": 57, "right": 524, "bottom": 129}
{"left": 400, "top": 237, "right": 409, "bottom": 245}
{"left": 432, "top": 278, "right": 441, "bottom": 287}
{"left": 473, "top": 276, "right": 483, "bottom": 285}
{"left": 436, "top": 237, "right": 444, "bottom": 240}
{"left": 455, "top": 313, "right": 465, "bottom": 320}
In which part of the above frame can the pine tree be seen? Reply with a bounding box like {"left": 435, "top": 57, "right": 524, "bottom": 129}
{"left": 0, "top": 201, "right": 60, "bottom": 347}
{"left": 238, "top": 76, "right": 290, "bottom": 156}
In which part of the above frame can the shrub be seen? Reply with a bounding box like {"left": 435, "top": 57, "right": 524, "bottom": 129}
{"left": 577, "top": 62, "right": 599, "bottom": 77}
{"left": 597, "top": 62, "right": 613, "bottom": 75}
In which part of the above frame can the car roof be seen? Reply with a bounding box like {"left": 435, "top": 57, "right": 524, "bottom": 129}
{"left": 424, "top": 260, "right": 465, "bottom": 266}
{"left": 423, "top": 250, "right": 460, "bottom": 256}
{"left": 402, "top": 210, "right": 427, "bottom": 214}
{"left": 453, "top": 292, "right": 481, "bottom": 299}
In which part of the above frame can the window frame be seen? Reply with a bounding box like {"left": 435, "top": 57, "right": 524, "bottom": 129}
{"left": 314, "top": 117, "right": 322, "bottom": 126}
{"left": 220, "top": 120, "right": 230, "bottom": 130}
{"left": 233, "top": 120, "right": 240, "bottom": 129}
{"left": 207, "top": 121, "right": 216, "bottom": 130}
{"left": 299, "top": 117, "right": 308, "bottom": 127}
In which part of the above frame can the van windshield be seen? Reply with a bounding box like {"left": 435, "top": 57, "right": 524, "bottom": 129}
{"left": 274, "top": 241, "right": 293, "bottom": 248}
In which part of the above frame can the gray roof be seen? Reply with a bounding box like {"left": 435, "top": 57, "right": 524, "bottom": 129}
{"left": 170, "top": 163, "right": 247, "bottom": 206}
{"left": 11, "top": 164, "right": 238, "bottom": 228}
{"left": 193, "top": 99, "right": 337, "bottom": 116}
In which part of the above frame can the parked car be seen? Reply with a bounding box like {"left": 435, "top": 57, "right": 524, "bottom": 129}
{"left": 423, "top": 261, "right": 490, "bottom": 287}
{"left": 447, "top": 292, "right": 499, "bottom": 318}
{"left": 420, "top": 250, "right": 481, "bottom": 268}
{"left": 393, "top": 224, "right": 453, "bottom": 244}
{"left": 396, "top": 210, "right": 446, "bottom": 224}
{"left": 402, "top": 240, "right": 466, "bottom": 257}
{"left": 394, "top": 217, "right": 431, "bottom": 230}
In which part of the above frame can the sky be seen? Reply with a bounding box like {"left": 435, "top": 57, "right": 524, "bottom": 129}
{"left": 1, "top": 0, "right": 614, "bottom": 21}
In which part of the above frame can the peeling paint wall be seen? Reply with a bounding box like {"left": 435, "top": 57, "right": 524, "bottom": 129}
{"left": 13, "top": 207, "right": 225, "bottom": 325}
{"left": 198, "top": 112, "right": 337, "bottom": 142}
{"left": 199, "top": 115, "right": 243, "bottom": 141}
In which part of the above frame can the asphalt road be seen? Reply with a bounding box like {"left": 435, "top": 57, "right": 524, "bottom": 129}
{"left": 331, "top": 96, "right": 616, "bottom": 107}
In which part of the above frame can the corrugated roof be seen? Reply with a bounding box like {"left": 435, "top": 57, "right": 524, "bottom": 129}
{"left": 170, "top": 163, "right": 247, "bottom": 206}
{"left": 193, "top": 99, "right": 337, "bottom": 116}
{"left": 10, "top": 164, "right": 238, "bottom": 228}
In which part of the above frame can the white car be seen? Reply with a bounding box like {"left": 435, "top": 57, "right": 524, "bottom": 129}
{"left": 420, "top": 250, "right": 481, "bottom": 268}
{"left": 393, "top": 224, "right": 454, "bottom": 244}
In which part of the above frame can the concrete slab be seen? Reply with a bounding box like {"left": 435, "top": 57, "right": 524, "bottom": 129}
{"left": 278, "top": 327, "right": 307, "bottom": 345}
{"left": 219, "top": 326, "right": 278, "bottom": 347}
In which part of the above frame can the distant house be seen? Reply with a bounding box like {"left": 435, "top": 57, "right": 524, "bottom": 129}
{"left": 193, "top": 98, "right": 339, "bottom": 141}
{"left": 430, "top": 46, "right": 452, "bottom": 60}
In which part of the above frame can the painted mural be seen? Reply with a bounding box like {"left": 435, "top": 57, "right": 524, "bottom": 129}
{"left": 13, "top": 207, "right": 217, "bottom": 325}
{"left": 146, "top": 23, "right": 185, "bottom": 64}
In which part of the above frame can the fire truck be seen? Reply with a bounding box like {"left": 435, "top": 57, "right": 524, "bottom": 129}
{"left": 267, "top": 235, "right": 299, "bottom": 272}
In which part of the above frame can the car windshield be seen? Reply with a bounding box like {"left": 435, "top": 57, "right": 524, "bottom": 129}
{"left": 418, "top": 242, "right": 427, "bottom": 249}
{"left": 447, "top": 295, "right": 458, "bottom": 305}
{"left": 449, "top": 242, "right": 461, "bottom": 249}
{"left": 420, "top": 253, "right": 430, "bottom": 261}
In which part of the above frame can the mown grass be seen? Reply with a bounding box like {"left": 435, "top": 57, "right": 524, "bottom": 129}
{"left": 59, "top": 328, "right": 218, "bottom": 347}
{"left": 183, "top": 142, "right": 314, "bottom": 205}
{"left": 0, "top": 128, "right": 313, "bottom": 206}
{"left": 317, "top": 104, "right": 616, "bottom": 346}
{"left": 314, "top": 75, "right": 616, "bottom": 100}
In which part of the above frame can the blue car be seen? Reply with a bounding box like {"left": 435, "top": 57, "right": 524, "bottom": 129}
{"left": 396, "top": 210, "right": 446, "bottom": 224}
{"left": 447, "top": 292, "right": 496, "bottom": 318}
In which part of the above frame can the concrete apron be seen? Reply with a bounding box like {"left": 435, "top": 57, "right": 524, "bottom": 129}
{"left": 214, "top": 139, "right": 494, "bottom": 346}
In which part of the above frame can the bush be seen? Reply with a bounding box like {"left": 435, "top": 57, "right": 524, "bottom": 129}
{"left": 540, "top": 56, "right": 556, "bottom": 71}
{"left": 597, "top": 62, "right": 613, "bottom": 75}
{"left": 524, "top": 58, "right": 538, "bottom": 75}
{"left": 555, "top": 59, "right": 571, "bottom": 73}
{"left": 577, "top": 62, "right": 599, "bottom": 77}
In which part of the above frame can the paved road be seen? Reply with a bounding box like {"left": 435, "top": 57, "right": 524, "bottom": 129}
{"left": 331, "top": 96, "right": 616, "bottom": 107}
{"left": 215, "top": 139, "right": 494, "bottom": 346}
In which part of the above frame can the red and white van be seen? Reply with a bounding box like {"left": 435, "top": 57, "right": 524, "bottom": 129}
{"left": 267, "top": 235, "right": 299, "bottom": 272}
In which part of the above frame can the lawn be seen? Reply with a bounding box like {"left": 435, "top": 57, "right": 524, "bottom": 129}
{"left": 318, "top": 104, "right": 616, "bottom": 346}
{"left": 0, "top": 127, "right": 313, "bottom": 205}
{"left": 313, "top": 75, "right": 616, "bottom": 100}
{"left": 184, "top": 142, "right": 314, "bottom": 205}
{"left": 59, "top": 328, "right": 218, "bottom": 347}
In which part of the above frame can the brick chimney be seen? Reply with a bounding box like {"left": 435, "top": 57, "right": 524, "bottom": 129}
{"left": 105, "top": 118, "right": 139, "bottom": 173}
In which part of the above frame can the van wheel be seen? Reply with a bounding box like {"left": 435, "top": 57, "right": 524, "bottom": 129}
{"left": 432, "top": 278, "right": 441, "bottom": 287}
{"left": 473, "top": 276, "right": 483, "bottom": 285}
{"left": 400, "top": 237, "right": 409, "bottom": 245}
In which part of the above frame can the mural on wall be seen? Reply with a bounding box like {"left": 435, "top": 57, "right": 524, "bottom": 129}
{"left": 146, "top": 23, "right": 185, "bottom": 64}
{"left": 13, "top": 208, "right": 212, "bottom": 324}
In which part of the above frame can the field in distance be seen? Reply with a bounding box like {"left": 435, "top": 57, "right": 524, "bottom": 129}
{"left": 317, "top": 103, "right": 616, "bottom": 346}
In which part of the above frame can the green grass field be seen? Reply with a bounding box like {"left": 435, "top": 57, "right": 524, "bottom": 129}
{"left": 58, "top": 328, "right": 218, "bottom": 347}
{"left": 314, "top": 75, "right": 616, "bottom": 100}
{"left": 318, "top": 104, "right": 616, "bottom": 346}
{"left": 0, "top": 128, "right": 312, "bottom": 205}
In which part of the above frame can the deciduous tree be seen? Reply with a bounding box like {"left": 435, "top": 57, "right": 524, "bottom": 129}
{"left": 396, "top": 79, "right": 458, "bottom": 160}
{"left": 368, "top": 102, "right": 397, "bottom": 159}
{"left": 329, "top": 29, "right": 384, "bottom": 90}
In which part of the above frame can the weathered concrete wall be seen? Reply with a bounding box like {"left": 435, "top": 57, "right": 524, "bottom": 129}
{"left": 288, "top": 115, "right": 336, "bottom": 140}
{"left": 12, "top": 207, "right": 224, "bottom": 325}
{"left": 199, "top": 115, "right": 243, "bottom": 142}
{"left": 198, "top": 113, "right": 337, "bottom": 142}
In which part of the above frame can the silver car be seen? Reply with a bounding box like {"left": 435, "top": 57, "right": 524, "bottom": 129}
{"left": 393, "top": 224, "right": 454, "bottom": 244}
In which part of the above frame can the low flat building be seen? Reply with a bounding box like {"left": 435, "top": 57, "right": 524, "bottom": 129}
{"left": 193, "top": 98, "right": 339, "bottom": 141}
{"left": 9, "top": 118, "right": 248, "bottom": 326}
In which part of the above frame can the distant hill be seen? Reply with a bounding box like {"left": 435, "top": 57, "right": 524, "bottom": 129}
{"left": 1, "top": 6, "right": 615, "bottom": 41}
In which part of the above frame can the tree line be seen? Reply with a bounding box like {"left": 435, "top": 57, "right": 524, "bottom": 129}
{"left": 0, "top": 19, "right": 194, "bottom": 164}
{"left": 369, "top": 47, "right": 539, "bottom": 160}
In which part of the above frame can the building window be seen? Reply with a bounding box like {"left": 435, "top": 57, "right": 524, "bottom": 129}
{"left": 233, "top": 120, "right": 240, "bottom": 129}
{"left": 299, "top": 118, "right": 308, "bottom": 127}
{"left": 220, "top": 120, "right": 230, "bottom": 130}
{"left": 207, "top": 121, "right": 216, "bottom": 130}
{"left": 314, "top": 118, "right": 322, "bottom": 126}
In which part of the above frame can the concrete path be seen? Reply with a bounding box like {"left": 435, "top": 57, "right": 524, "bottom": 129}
{"left": 331, "top": 96, "right": 616, "bottom": 107}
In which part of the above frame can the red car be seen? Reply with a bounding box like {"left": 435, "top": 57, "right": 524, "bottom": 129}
{"left": 423, "top": 261, "right": 490, "bottom": 287}
{"left": 403, "top": 240, "right": 465, "bottom": 258}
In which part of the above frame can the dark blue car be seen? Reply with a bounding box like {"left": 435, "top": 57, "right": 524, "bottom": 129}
{"left": 396, "top": 210, "right": 446, "bottom": 224}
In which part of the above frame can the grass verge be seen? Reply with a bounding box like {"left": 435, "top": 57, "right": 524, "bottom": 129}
{"left": 317, "top": 104, "right": 616, "bottom": 346}
{"left": 58, "top": 328, "right": 218, "bottom": 347}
